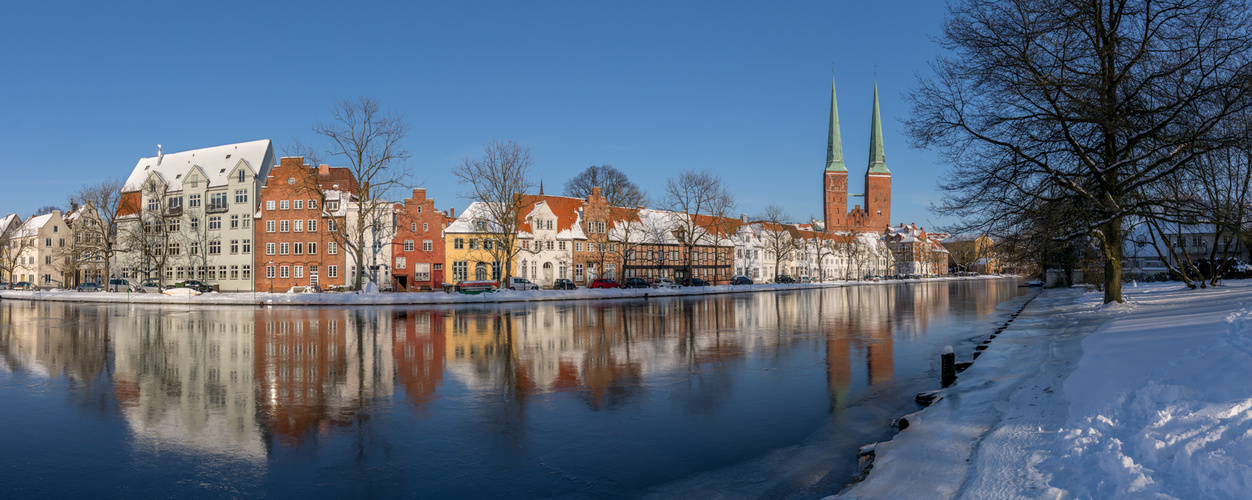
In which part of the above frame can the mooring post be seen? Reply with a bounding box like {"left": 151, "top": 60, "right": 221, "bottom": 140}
{"left": 941, "top": 345, "right": 956, "bottom": 388}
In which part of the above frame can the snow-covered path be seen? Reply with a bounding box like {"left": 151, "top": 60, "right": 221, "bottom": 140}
{"left": 841, "top": 281, "right": 1252, "bottom": 499}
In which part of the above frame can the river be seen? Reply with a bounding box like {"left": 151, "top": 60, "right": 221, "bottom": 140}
{"left": 0, "top": 279, "right": 1028, "bottom": 498}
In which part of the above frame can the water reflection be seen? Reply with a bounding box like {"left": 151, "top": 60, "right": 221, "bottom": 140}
{"left": 0, "top": 279, "right": 1024, "bottom": 498}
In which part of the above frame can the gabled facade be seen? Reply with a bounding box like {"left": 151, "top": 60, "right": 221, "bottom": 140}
{"left": 115, "top": 140, "right": 277, "bottom": 291}
{"left": 517, "top": 194, "right": 584, "bottom": 287}
{"left": 392, "top": 189, "right": 452, "bottom": 291}
{"left": 0, "top": 214, "right": 22, "bottom": 283}
{"left": 255, "top": 157, "right": 358, "bottom": 292}
{"left": 12, "top": 211, "right": 72, "bottom": 287}
{"left": 63, "top": 204, "right": 108, "bottom": 285}
{"left": 883, "top": 223, "right": 949, "bottom": 276}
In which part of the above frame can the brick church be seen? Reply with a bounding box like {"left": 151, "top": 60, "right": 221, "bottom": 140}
{"left": 822, "top": 80, "right": 891, "bottom": 232}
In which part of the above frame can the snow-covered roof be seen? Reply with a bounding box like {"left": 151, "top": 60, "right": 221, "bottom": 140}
{"left": 445, "top": 202, "right": 507, "bottom": 234}
{"left": 0, "top": 214, "right": 19, "bottom": 237}
{"left": 123, "top": 140, "right": 275, "bottom": 193}
{"left": 14, "top": 213, "right": 56, "bottom": 238}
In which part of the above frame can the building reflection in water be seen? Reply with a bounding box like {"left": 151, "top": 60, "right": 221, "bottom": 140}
{"left": 0, "top": 280, "right": 1018, "bottom": 476}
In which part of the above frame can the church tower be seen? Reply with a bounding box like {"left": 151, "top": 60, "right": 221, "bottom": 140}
{"left": 864, "top": 83, "right": 891, "bottom": 230}
{"left": 822, "top": 79, "right": 848, "bottom": 229}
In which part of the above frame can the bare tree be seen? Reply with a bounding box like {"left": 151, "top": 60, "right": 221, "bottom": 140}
{"left": 0, "top": 215, "right": 27, "bottom": 283}
{"left": 756, "top": 204, "right": 798, "bottom": 282}
{"left": 453, "top": 139, "right": 534, "bottom": 282}
{"left": 118, "top": 178, "right": 176, "bottom": 286}
{"left": 312, "top": 96, "right": 413, "bottom": 290}
{"left": 66, "top": 180, "right": 124, "bottom": 282}
{"left": 563, "top": 165, "right": 647, "bottom": 208}
{"left": 663, "top": 169, "right": 733, "bottom": 282}
{"left": 911, "top": 0, "right": 1252, "bottom": 302}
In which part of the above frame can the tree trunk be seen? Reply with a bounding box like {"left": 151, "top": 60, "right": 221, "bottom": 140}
{"left": 1100, "top": 219, "right": 1123, "bottom": 303}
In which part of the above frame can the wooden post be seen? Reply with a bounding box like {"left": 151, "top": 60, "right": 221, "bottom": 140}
{"left": 941, "top": 345, "right": 956, "bottom": 388}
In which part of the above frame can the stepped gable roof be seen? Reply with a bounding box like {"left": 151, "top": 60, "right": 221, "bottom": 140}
{"left": 123, "top": 139, "right": 275, "bottom": 193}
{"left": 316, "top": 166, "right": 360, "bottom": 194}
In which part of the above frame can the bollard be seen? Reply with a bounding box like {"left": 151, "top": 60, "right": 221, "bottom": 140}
{"left": 941, "top": 345, "right": 956, "bottom": 388}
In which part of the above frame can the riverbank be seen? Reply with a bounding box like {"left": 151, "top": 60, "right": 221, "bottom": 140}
{"left": 0, "top": 275, "right": 1011, "bottom": 306}
{"left": 838, "top": 280, "right": 1252, "bottom": 499}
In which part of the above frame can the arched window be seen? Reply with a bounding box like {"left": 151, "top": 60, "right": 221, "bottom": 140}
{"left": 475, "top": 262, "right": 488, "bottom": 280}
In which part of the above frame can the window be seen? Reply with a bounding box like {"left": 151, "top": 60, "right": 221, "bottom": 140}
{"left": 266, "top": 265, "right": 276, "bottom": 279}
{"left": 404, "top": 240, "right": 414, "bottom": 251}
{"left": 230, "top": 215, "right": 239, "bottom": 229}
{"left": 280, "top": 200, "right": 289, "bottom": 210}
{"left": 230, "top": 240, "right": 239, "bottom": 254}
{"left": 243, "top": 265, "right": 251, "bottom": 279}
{"left": 294, "top": 220, "right": 303, "bottom": 232}
{"left": 416, "top": 206, "right": 423, "bottom": 213}
{"left": 266, "top": 200, "right": 275, "bottom": 210}
{"left": 576, "top": 242, "right": 584, "bottom": 252}
{"left": 294, "top": 200, "right": 303, "bottom": 210}
{"left": 597, "top": 221, "right": 605, "bottom": 233}
{"left": 168, "top": 196, "right": 183, "bottom": 210}
{"left": 235, "top": 189, "right": 248, "bottom": 204}
{"left": 294, "top": 265, "right": 303, "bottom": 279}
{"left": 484, "top": 240, "right": 494, "bottom": 250}
{"left": 423, "top": 222, "right": 429, "bottom": 232}
{"left": 148, "top": 198, "right": 159, "bottom": 211}
{"left": 209, "top": 216, "right": 221, "bottom": 230}
{"left": 266, "top": 220, "right": 275, "bottom": 233}
{"left": 559, "top": 241, "right": 566, "bottom": 250}
{"left": 415, "top": 263, "right": 430, "bottom": 281}
{"left": 328, "top": 242, "right": 337, "bottom": 254}
{"left": 210, "top": 192, "right": 228, "bottom": 210}
{"left": 422, "top": 240, "right": 432, "bottom": 252}
{"left": 327, "top": 201, "right": 339, "bottom": 211}
{"left": 454, "top": 238, "right": 465, "bottom": 250}
{"left": 308, "top": 242, "right": 316, "bottom": 254}
{"left": 308, "top": 199, "right": 317, "bottom": 209}
{"left": 452, "top": 261, "right": 468, "bottom": 281}
{"left": 209, "top": 240, "right": 221, "bottom": 254}
{"left": 327, "top": 220, "right": 337, "bottom": 232}
{"left": 237, "top": 170, "right": 246, "bottom": 183}
{"left": 266, "top": 243, "right": 275, "bottom": 255}
{"left": 280, "top": 266, "right": 290, "bottom": 278}
{"left": 307, "top": 219, "right": 317, "bottom": 232}
{"left": 411, "top": 222, "right": 417, "bottom": 231}
{"left": 280, "top": 243, "right": 289, "bottom": 255}
{"left": 168, "top": 218, "right": 180, "bottom": 231}
{"left": 243, "top": 239, "right": 251, "bottom": 253}
{"left": 397, "top": 257, "right": 407, "bottom": 269}
{"left": 469, "top": 239, "right": 479, "bottom": 250}
{"left": 546, "top": 241, "right": 554, "bottom": 250}
{"left": 190, "top": 194, "right": 202, "bottom": 208}
{"left": 279, "top": 220, "right": 289, "bottom": 232}
{"left": 575, "top": 264, "right": 584, "bottom": 281}
{"left": 294, "top": 243, "right": 303, "bottom": 255}
{"left": 328, "top": 265, "right": 338, "bottom": 278}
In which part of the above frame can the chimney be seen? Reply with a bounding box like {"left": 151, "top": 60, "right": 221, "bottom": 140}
{"left": 740, "top": 213, "right": 749, "bottom": 223}
{"left": 157, "top": 145, "right": 163, "bottom": 165}
{"left": 319, "top": 164, "right": 330, "bottom": 176}
{"left": 449, "top": 207, "right": 455, "bottom": 218}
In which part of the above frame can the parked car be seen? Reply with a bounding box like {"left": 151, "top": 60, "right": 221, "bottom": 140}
{"left": 504, "top": 277, "right": 540, "bottom": 291}
{"left": 13, "top": 281, "right": 38, "bottom": 291}
{"left": 622, "top": 277, "right": 650, "bottom": 289}
{"left": 682, "top": 277, "right": 709, "bottom": 287}
{"left": 652, "top": 278, "right": 678, "bottom": 289}
{"left": 589, "top": 279, "right": 619, "bottom": 289}
{"left": 175, "top": 279, "right": 213, "bottom": 293}
{"left": 551, "top": 279, "right": 577, "bottom": 290}
{"left": 140, "top": 279, "right": 163, "bottom": 293}
{"left": 731, "top": 275, "right": 753, "bottom": 285}
{"left": 0, "top": 282, "right": 10, "bottom": 290}
{"left": 775, "top": 275, "right": 796, "bottom": 284}
{"left": 454, "top": 280, "right": 497, "bottom": 294}
{"left": 76, "top": 282, "right": 105, "bottom": 292}
{"left": 108, "top": 278, "right": 144, "bottom": 293}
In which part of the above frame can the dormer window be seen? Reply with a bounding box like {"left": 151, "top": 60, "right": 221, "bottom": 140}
{"left": 238, "top": 170, "right": 246, "bottom": 183}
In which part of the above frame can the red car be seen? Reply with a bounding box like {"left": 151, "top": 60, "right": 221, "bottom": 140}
{"left": 589, "top": 279, "right": 619, "bottom": 289}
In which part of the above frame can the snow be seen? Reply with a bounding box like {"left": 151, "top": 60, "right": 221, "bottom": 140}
{"left": 839, "top": 280, "right": 1252, "bottom": 499}
{"left": 0, "top": 276, "right": 1001, "bottom": 306}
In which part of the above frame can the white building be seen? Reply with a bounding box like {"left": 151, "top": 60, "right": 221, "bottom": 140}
{"left": 116, "top": 140, "right": 276, "bottom": 291}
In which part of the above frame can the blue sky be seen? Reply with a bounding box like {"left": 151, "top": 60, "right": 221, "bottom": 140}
{"left": 1, "top": 1, "right": 951, "bottom": 230}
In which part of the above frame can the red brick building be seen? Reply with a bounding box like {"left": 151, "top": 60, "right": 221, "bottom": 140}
{"left": 255, "top": 157, "right": 360, "bottom": 292}
{"left": 391, "top": 189, "right": 452, "bottom": 291}
{"left": 822, "top": 81, "right": 892, "bottom": 232}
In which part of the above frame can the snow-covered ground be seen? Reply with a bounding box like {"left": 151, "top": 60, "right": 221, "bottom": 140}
{"left": 0, "top": 276, "right": 1000, "bottom": 306}
{"left": 840, "top": 280, "right": 1252, "bottom": 499}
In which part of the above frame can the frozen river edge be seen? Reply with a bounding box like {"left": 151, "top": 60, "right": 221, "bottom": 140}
{"left": 839, "top": 280, "right": 1252, "bottom": 499}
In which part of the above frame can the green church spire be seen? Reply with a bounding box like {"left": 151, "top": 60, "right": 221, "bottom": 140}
{"left": 867, "top": 82, "right": 890, "bottom": 174}
{"left": 825, "top": 78, "right": 847, "bottom": 172}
